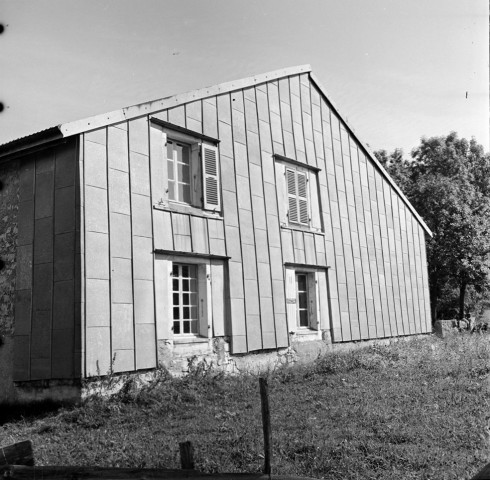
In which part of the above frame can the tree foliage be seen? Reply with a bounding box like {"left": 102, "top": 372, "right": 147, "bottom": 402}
{"left": 375, "top": 132, "right": 490, "bottom": 321}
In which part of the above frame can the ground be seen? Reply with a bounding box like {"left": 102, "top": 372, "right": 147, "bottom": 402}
{"left": 1, "top": 333, "right": 489, "bottom": 480}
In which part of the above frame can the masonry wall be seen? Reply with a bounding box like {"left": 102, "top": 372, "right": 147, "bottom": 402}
{"left": 80, "top": 72, "right": 432, "bottom": 375}
{"left": 0, "top": 159, "right": 19, "bottom": 401}
{"left": 13, "top": 139, "right": 80, "bottom": 382}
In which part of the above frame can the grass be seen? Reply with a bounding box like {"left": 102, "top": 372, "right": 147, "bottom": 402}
{"left": 1, "top": 333, "right": 490, "bottom": 479}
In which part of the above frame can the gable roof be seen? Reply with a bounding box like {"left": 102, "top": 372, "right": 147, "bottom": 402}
{"left": 0, "top": 64, "right": 431, "bottom": 236}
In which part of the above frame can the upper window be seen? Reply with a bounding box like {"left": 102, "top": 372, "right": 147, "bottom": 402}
{"left": 274, "top": 155, "right": 323, "bottom": 232}
{"left": 167, "top": 140, "right": 192, "bottom": 204}
{"left": 150, "top": 119, "right": 221, "bottom": 213}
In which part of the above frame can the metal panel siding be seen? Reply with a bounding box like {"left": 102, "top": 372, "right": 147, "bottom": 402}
{"left": 130, "top": 151, "right": 151, "bottom": 197}
{"left": 135, "top": 323, "right": 157, "bottom": 370}
{"left": 85, "top": 326, "right": 111, "bottom": 376}
{"left": 12, "top": 140, "right": 80, "bottom": 381}
{"left": 84, "top": 139, "right": 107, "bottom": 189}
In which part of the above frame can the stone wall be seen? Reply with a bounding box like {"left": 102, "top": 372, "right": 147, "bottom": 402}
{"left": 0, "top": 159, "right": 19, "bottom": 337}
{"left": 0, "top": 159, "right": 19, "bottom": 403}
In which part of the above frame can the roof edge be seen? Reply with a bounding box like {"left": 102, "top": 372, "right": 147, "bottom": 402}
{"left": 59, "top": 64, "right": 312, "bottom": 138}
{"left": 0, "top": 127, "right": 63, "bottom": 160}
{"left": 309, "top": 72, "right": 433, "bottom": 237}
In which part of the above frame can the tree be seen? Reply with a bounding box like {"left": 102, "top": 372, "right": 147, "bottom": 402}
{"left": 375, "top": 133, "right": 490, "bottom": 321}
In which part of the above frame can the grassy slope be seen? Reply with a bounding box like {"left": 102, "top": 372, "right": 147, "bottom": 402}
{"left": 1, "top": 333, "right": 490, "bottom": 480}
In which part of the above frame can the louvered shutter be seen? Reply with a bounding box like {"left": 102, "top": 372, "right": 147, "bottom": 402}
{"left": 285, "top": 268, "right": 297, "bottom": 333}
{"left": 202, "top": 144, "right": 221, "bottom": 211}
{"left": 297, "top": 171, "right": 309, "bottom": 226}
{"left": 286, "top": 169, "right": 298, "bottom": 223}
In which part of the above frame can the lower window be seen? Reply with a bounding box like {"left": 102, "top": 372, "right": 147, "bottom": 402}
{"left": 296, "top": 273, "right": 310, "bottom": 328}
{"left": 172, "top": 263, "right": 199, "bottom": 335}
{"left": 285, "top": 267, "right": 319, "bottom": 333}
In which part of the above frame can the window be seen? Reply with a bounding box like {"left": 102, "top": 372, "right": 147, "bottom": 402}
{"left": 285, "top": 267, "right": 319, "bottom": 332}
{"left": 296, "top": 273, "right": 309, "bottom": 327}
{"left": 167, "top": 140, "right": 192, "bottom": 204}
{"left": 273, "top": 155, "right": 322, "bottom": 232}
{"left": 172, "top": 263, "right": 199, "bottom": 335}
{"left": 154, "top": 253, "right": 226, "bottom": 342}
{"left": 150, "top": 119, "right": 221, "bottom": 213}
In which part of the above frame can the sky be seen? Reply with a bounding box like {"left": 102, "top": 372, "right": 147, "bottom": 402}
{"left": 0, "top": 0, "right": 488, "bottom": 156}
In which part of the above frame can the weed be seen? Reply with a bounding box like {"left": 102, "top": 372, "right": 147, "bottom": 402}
{"left": 1, "top": 333, "right": 490, "bottom": 479}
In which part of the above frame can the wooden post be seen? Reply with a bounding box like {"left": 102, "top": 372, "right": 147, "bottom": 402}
{"left": 179, "top": 441, "right": 195, "bottom": 470}
{"left": 259, "top": 377, "right": 272, "bottom": 476}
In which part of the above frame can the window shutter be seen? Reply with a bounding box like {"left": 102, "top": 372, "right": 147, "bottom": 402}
{"left": 286, "top": 169, "right": 298, "bottom": 223}
{"left": 202, "top": 144, "right": 221, "bottom": 211}
{"left": 150, "top": 127, "right": 168, "bottom": 205}
{"left": 297, "top": 171, "right": 309, "bottom": 226}
{"left": 275, "top": 162, "right": 288, "bottom": 226}
{"left": 308, "top": 273, "right": 319, "bottom": 330}
{"left": 285, "top": 268, "right": 297, "bottom": 333}
{"left": 197, "top": 264, "right": 210, "bottom": 337}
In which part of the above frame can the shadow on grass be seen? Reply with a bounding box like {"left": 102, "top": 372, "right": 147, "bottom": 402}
{"left": 0, "top": 400, "right": 67, "bottom": 426}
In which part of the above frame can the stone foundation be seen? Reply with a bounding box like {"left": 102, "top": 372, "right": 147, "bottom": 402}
{"left": 1, "top": 332, "right": 430, "bottom": 404}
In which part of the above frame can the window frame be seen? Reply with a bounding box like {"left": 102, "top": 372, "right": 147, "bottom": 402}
{"left": 150, "top": 118, "right": 221, "bottom": 214}
{"left": 154, "top": 252, "right": 228, "bottom": 343}
{"left": 171, "top": 263, "right": 200, "bottom": 336}
{"left": 285, "top": 265, "right": 325, "bottom": 335}
{"left": 273, "top": 154, "right": 323, "bottom": 233}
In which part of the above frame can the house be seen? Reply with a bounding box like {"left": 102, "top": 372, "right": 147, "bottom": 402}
{"left": 0, "top": 65, "right": 432, "bottom": 403}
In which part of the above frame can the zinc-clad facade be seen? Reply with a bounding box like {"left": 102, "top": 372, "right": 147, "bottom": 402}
{"left": 1, "top": 65, "right": 432, "bottom": 388}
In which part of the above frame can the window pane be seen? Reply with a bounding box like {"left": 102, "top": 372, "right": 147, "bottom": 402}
{"left": 299, "top": 310, "right": 309, "bottom": 327}
{"left": 167, "top": 159, "right": 174, "bottom": 180}
{"left": 173, "top": 307, "right": 180, "bottom": 319}
{"left": 178, "top": 163, "right": 190, "bottom": 183}
{"left": 183, "top": 307, "right": 190, "bottom": 319}
{"left": 298, "top": 292, "right": 308, "bottom": 309}
{"left": 168, "top": 181, "right": 175, "bottom": 201}
{"left": 183, "top": 321, "right": 190, "bottom": 334}
{"left": 172, "top": 279, "right": 179, "bottom": 291}
{"left": 190, "top": 306, "right": 198, "bottom": 319}
{"left": 182, "top": 265, "right": 189, "bottom": 277}
{"left": 166, "top": 141, "right": 174, "bottom": 160}
{"left": 181, "top": 144, "right": 190, "bottom": 165}
{"left": 297, "top": 274, "right": 307, "bottom": 291}
{"left": 175, "top": 143, "right": 183, "bottom": 162}
{"left": 190, "top": 291, "right": 198, "bottom": 305}
{"left": 183, "top": 293, "right": 189, "bottom": 305}
{"left": 190, "top": 321, "right": 198, "bottom": 334}
{"left": 173, "top": 321, "right": 180, "bottom": 334}
{"left": 173, "top": 292, "right": 180, "bottom": 305}
{"left": 172, "top": 264, "right": 179, "bottom": 276}
{"left": 178, "top": 183, "right": 191, "bottom": 204}
{"left": 183, "top": 279, "right": 190, "bottom": 291}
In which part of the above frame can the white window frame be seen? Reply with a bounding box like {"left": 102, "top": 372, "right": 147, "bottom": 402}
{"left": 285, "top": 266, "right": 321, "bottom": 336}
{"left": 154, "top": 254, "right": 226, "bottom": 342}
{"left": 162, "top": 128, "right": 221, "bottom": 212}
{"left": 170, "top": 263, "right": 200, "bottom": 336}
{"left": 273, "top": 156, "right": 322, "bottom": 233}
